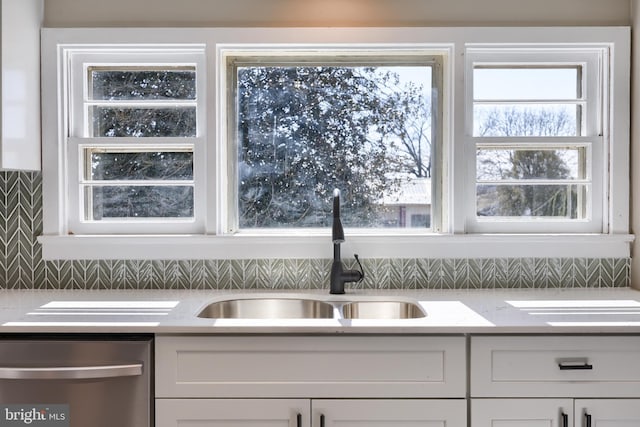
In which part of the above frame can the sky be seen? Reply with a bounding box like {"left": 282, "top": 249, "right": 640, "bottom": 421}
{"left": 474, "top": 67, "right": 579, "bottom": 100}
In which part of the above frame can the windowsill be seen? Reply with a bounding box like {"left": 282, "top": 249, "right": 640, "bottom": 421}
{"left": 37, "top": 233, "right": 634, "bottom": 261}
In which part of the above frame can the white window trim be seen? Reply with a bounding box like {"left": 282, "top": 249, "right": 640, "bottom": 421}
{"left": 221, "top": 50, "right": 446, "bottom": 235}
{"left": 67, "top": 137, "right": 206, "bottom": 234}
{"left": 464, "top": 48, "right": 605, "bottom": 233}
{"left": 39, "top": 27, "right": 632, "bottom": 260}
{"left": 37, "top": 234, "right": 633, "bottom": 260}
{"left": 65, "top": 48, "right": 207, "bottom": 234}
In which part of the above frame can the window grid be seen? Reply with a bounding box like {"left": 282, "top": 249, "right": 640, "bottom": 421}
{"left": 66, "top": 49, "right": 206, "bottom": 234}
{"left": 465, "top": 48, "right": 605, "bottom": 233}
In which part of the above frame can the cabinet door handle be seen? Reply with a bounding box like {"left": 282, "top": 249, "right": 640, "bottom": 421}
{"left": 562, "top": 412, "right": 568, "bottom": 427}
{"left": 296, "top": 413, "right": 302, "bottom": 427}
{"left": 558, "top": 360, "right": 593, "bottom": 370}
{"left": 320, "top": 414, "right": 325, "bottom": 427}
{"left": 585, "top": 413, "right": 592, "bottom": 427}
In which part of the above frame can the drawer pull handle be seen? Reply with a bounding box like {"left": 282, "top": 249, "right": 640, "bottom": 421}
{"left": 562, "top": 412, "right": 568, "bottom": 427}
{"left": 558, "top": 360, "right": 593, "bottom": 370}
{"left": 585, "top": 413, "right": 592, "bottom": 427}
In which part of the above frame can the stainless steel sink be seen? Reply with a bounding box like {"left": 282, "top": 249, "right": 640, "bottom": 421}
{"left": 341, "top": 301, "right": 426, "bottom": 319}
{"left": 197, "top": 296, "right": 426, "bottom": 320}
{"left": 197, "top": 298, "right": 335, "bottom": 319}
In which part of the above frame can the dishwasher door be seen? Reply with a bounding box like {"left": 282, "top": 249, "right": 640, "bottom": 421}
{"left": 0, "top": 336, "right": 151, "bottom": 427}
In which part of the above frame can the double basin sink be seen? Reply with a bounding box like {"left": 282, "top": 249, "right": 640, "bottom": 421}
{"left": 197, "top": 296, "right": 426, "bottom": 320}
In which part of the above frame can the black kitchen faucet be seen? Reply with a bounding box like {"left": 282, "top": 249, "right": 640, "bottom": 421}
{"left": 330, "top": 189, "right": 365, "bottom": 294}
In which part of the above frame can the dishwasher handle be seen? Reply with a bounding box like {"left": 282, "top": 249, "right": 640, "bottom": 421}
{"left": 0, "top": 363, "right": 143, "bottom": 380}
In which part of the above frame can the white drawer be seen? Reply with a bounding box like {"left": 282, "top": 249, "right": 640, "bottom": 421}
{"left": 156, "top": 335, "right": 466, "bottom": 398}
{"left": 471, "top": 335, "right": 640, "bottom": 397}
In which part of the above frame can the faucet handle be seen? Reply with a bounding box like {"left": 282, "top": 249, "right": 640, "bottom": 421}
{"left": 353, "top": 254, "right": 365, "bottom": 283}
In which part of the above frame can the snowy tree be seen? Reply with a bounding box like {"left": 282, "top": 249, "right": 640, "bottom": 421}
{"left": 236, "top": 66, "right": 427, "bottom": 228}
{"left": 384, "top": 82, "right": 433, "bottom": 178}
{"left": 91, "top": 70, "right": 196, "bottom": 138}
{"left": 88, "top": 69, "right": 196, "bottom": 219}
{"left": 476, "top": 107, "right": 577, "bottom": 217}
{"left": 90, "top": 151, "right": 193, "bottom": 219}
{"left": 88, "top": 67, "right": 432, "bottom": 223}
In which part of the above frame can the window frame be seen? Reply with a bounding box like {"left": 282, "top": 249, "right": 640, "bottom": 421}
{"left": 464, "top": 47, "right": 606, "bottom": 233}
{"left": 58, "top": 46, "right": 208, "bottom": 235}
{"left": 222, "top": 50, "right": 445, "bottom": 235}
{"left": 39, "top": 27, "right": 631, "bottom": 260}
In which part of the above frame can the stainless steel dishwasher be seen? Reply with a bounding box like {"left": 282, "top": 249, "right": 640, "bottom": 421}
{"left": 0, "top": 335, "right": 151, "bottom": 427}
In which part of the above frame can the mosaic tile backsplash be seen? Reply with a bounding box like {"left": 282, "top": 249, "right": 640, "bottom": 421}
{"left": 0, "top": 171, "right": 631, "bottom": 289}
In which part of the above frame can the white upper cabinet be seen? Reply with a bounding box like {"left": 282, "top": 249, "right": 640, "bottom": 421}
{"left": 1, "top": 0, "right": 42, "bottom": 170}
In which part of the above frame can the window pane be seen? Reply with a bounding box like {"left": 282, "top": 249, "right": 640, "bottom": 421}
{"left": 87, "top": 151, "right": 193, "bottom": 181}
{"left": 90, "top": 106, "right": 196, "bottom": 137}
{"left": 89, "top": 69, "right": 196, "bottom": 100}
{"left": 380, "top": 178, "right": 431, "bottom": 228}
{"left": 474, "top": 104, "right": 579, "bottom": 137}
{"left": 410, "top": 213, "right": 430, "bottom": 228}
{"left": 86, "top": 186, "right": 194, "bottom": 219}
{"left": 236, "top": 64, "right": 435, "bottom": 229}
{"left": 477, "top": 184, "right": 585, "bottom": 218}
{"left": 474, "top": 67, "right": 579, "bottom": 100}
{"left": 477, "top": 148, "right": 583, "bottom": 181}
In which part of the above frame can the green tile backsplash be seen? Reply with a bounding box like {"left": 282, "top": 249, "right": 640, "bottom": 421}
{"left": 0, "top": 171, "right": 630, "bottom": 289}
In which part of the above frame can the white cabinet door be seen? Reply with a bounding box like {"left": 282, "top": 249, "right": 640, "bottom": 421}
{"left": 156, "top": 399, "right": 467, "bottom": 427}
{"left": 315, "top": 399, "right": 467, "bottom": 427}
{"left": 472, "top": 399, "right": 573, "bottom": 427}
{"left": 575, "top": 399, "right": 640, "bottom": 427}
{"left": 156, "top": 399, "right": 309, "bottom": 427}
{"left": 156, "top": 335, "right": 466, "bottom": 398}
{"left": 1, "top": 0, "right": 42, "bottom": 170}
{"left": 471, "top": 336, "right": 640, "bottom": 398}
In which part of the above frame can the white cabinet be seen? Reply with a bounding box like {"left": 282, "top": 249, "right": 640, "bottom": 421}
{"left": 155, "top": 334, "right": 640, "bottom": 427}
{"left": 470, "top": 336, "right": 640, "bottom": 427}
{"left": 316, "top": 399, "right": 466, "bottom": 427}
{"left": 472, "top": 399, "right": 640, "bottom": 427}
{"left": 155, "top": 335, "right": 467, "bottom": 427}
{"left": 1, "top": 0, "right": 42, "bottom": 170}
{"left": 472, "top": 398, "right": 573, "bottom": 427}
{"left": 575, "top": 399, "right": 640, "bottom": 427}
{"left": 470, "top": 336, "right": 640, "bottom": 397}
{"left": 156, "top": 399, "right": 466, "bottom": 427}
{"left": 156, "top": 335, "right": 466, "bottom": 398}
{"left": 156, "top": 399, "right": 309, "bottom": 427}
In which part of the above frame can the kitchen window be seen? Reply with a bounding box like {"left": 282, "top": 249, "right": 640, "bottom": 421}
{"left": 64, "top": 48, "right": 207, "bottom": 234}
{"left": 39, "top": 27, "right": 630, "bottom": 260}
{"left": 465, "top": 49, "right": 606, "bottom": 233}
{"left": 225, "top": 53, "right": 442, "bottom": 233}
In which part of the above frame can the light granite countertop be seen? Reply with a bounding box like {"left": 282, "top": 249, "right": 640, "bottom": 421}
{"left": 1, "top": 287, "right": 640, "bottom": 334}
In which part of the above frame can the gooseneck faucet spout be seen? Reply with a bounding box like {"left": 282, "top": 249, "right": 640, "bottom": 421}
{"left": 330, "top": 189, "right": 364, "bottom": 294}
{"left": 332, "top": 189, "right": 345, "bottom": 244}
